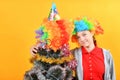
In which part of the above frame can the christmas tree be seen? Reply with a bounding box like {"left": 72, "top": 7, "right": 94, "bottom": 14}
{"left": 24, "top": 3, "right": 77, "bottom": 80}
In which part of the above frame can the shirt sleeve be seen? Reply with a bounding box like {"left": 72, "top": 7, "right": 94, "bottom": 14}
{"left": 108, "top": 51, "right": 116, "bottom": 80}
{"left": 104, "top": 49, "right": 116, "bottom": 80}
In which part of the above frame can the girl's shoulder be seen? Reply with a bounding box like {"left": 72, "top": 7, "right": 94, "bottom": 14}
{"left": 102, "top": 48, "right": 111, "bottom": 54}
{"left": 102, "top": 48, "right": 113, "bottom": 59}
{"left": 70, "top": 47, "right": 81, "bottom": 53}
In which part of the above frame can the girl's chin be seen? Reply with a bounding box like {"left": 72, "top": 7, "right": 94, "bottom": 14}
{"left": 81, "top": 44, "right": 89, "bottom": 47}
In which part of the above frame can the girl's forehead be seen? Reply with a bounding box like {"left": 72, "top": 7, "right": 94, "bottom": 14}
{"left": 77, "top": 30, "right": 90, "bottom": 34}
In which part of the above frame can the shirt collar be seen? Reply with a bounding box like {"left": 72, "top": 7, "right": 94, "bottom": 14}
{"left": 81, "top": 46, "right": 101, "bottom": 55}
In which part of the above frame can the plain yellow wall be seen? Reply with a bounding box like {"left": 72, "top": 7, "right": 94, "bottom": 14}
{"left": 0, "top": 0, "right": 120, "bottom": 80}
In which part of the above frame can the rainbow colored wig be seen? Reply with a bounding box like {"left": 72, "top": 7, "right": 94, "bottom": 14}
{"left": 73, "top": 17, "right": 104, "bottom": 35}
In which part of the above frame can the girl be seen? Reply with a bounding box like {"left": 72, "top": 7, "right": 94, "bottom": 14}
{"left": 72, "top": 17, "right": 116, "bottom": 80}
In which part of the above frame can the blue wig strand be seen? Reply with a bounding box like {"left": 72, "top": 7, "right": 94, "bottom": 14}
{"left": 73, "top": 17, "right": 94, "bottom": 34}
{"left": 74, "top": 20, "right": 89, "bottom": 32}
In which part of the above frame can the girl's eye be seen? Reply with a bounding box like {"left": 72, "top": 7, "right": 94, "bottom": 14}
{"left": 82, "top": 33, "right": 87, "bottom": 36}
{"left": 76, "top": 36, "right": 80, "bottom": 39}
{"left": 77, "top": 33, "right": 87, "bottom": 39}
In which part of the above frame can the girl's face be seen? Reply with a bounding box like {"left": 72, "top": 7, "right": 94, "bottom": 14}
{"left": 77, "top": 30, "right": 94, "bottom": 47}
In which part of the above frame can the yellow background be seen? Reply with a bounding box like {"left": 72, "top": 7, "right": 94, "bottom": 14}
{"left": 0, "top": 0, "right": 120, "bottom": 80}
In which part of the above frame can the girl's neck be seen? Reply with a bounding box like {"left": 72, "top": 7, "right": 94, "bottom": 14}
{"left": 84, "top": 43, "right": 95, "bottom": 52}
